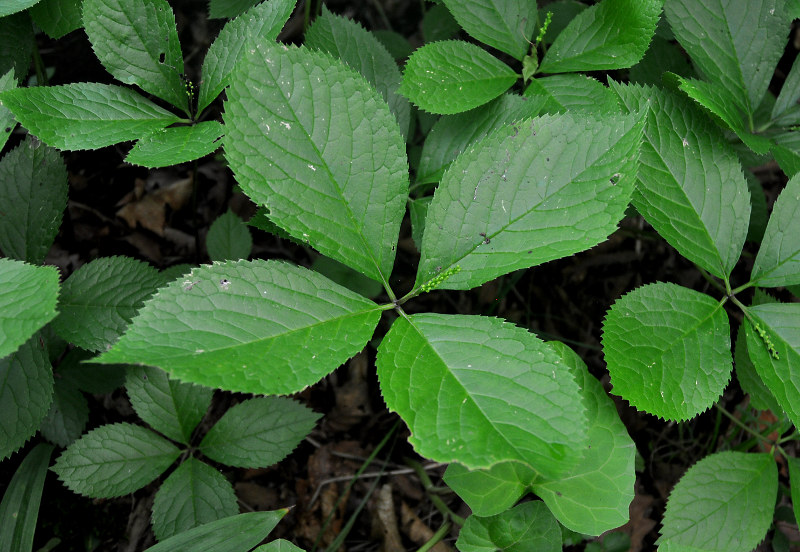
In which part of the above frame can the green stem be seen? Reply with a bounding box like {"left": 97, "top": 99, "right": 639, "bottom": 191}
{"left": 695, "top": 265, "right": 727, "bottom": 295}
{"left": 731, "top": 280, "right": 756, "bottom": 295}
{"left": 31, "top": 37, "right": 46, "bottom": 86}
{"left": 416, "top": 522, "right": 451, "bottom": 552}
{"left": 405, "top": 458, "right": 466, "bottom": 526}
{"left": 714, "top": 404, "right": 777, "bottom": 448}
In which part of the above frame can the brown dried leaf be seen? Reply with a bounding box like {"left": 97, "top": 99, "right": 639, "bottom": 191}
{"left": 370, "top": 484, "right": 404, "bottom": 552}
{"left": 116, "top": 175, "right": 192, "bottom": 235}
{"left": 400, "top": 502, "right": 452, "bottom": 552}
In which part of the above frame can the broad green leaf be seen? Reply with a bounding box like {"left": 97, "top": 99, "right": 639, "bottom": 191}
{"left": 610, "top": 82, "right": 750, "bottom": 280}
{"left": 772, "top": 140, "right": 800, "bottom": 178}
{"left": 51, "top": 256, "right": 164, "bottom": 352}
{"left": 0, "top": 83, "right": 181, "bottom": 150}
{"left": 417, "top": 93, "right": 544, "bottom": 185}
{"left": 456, "top": 501, "right": 561, "bottom": 552}
{"left": 126, "top": 366, "right": 213, "bottom": 444}
{"left": 0, "top": 443, "right": 53, "bottom": 552}
{"left": 144, "top": 511, "right": 286, "bottom": 552}
{"left": 398, "top": 40, "right": 517, "bottom": 115}
{"left": 788, "top": 457, "right": 800, "bottom": 529}
{"left": 523, "top": 74, "right": 619, "bottom": 115}
{"left": 751, "top": 173, "right": 800, "bottom": 287}
{"left": 208, "top": 0, "right": 261, "bottom": 19}
{"left": 773, "top": 52, "right": 800, "bottom": 124}
{"left": 253, "top": 540, "right": 305, "bottom": 552}
{"left": 223, "top": 43, "right": 407, "bottom": 284}
{"left": 0, "top": 13, "right": 34, "bottom": 83}
{"left": 56, "top": 347, "right": 126, "bottom": 394}
{"left": 664, "top": 0, "right": 787, "bottom": 120}
{"left": 421, "top": 3, "right": 461, "bottom": 43}
{"left": 0, "top": 137, "right": 67, "bottom": 264}
{"left": 94, "top": 260, "right": 383, "bottom": 395}
{"left": 658, "top": 451, "right": 777, "bottom": 552}
{"left": 628, "top": 37, "right": 695, "bottom": 86}
{"left": 199, "top": 397, "right": 320, "bottom": 468}
{"left": 376, "top": 313, "right": 587, "bottom": 478}
{"left": 373, "top": 30, "right": 413, "bottom": 61}
{"left": 443, "top": 461, "right": 535, "bottom": 517}
{"left": 415, "top": 111, "right": 642, "bottom": 291}
{"left": 0, "top": 70, "right": 17, "bottom": 152}
{"left": 734, "top": 326, "right": 781, "bottom": 414}
{"left": 197, "top": 0, "right": 295, "bottom": 112}
{"left": 151, "top": 458, "right": 239, "bottom": 541}
{"left": 602, "top": 282, "right": 731, "bottom": 421}
{"left": 39, "top": 381, "right": 89, "bottom": 447}
{"left": 310, "top": 256, "right": 383, "bottom": 299}
{"left": 52, "top": 423, "right": 181, "bottom": 498}
{"left": 305, "top": 8, "right": 411, "bottom": 139}
{"left": 538, "top": 0, "right": 662, "bottom": 73}
{"left": 126, "top": 122, "right": 225, "bottom": 168}
{"left": 83, "top": 0, "right": 188, "bottom": 113}
{"left": 409, "top": 196, "right": 431, "bottom": 251}
{"left": 206, "top": 209, "right": 252, "bottom": 262}
{"left": 0, "top": 259, "right": 59, "bottom": 359}
{"left": 441, "top": 0, "right": 538, "bottom": 60}
{"left": 0, "top": 0, "right": 40, "bottom": 17}
{"left": 29, "top": 0, "right": 82, "bottom": 39}
{"left": 532, "top": 342, "right": 635, "bottom": 536}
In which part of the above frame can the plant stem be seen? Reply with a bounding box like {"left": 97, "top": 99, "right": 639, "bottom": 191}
{"left": 417, "top": 522, "right": 451, "bottom": 552}
{"left": 405, "top": 458, "right": 466, "bottom": 526}
{"left": 714, "top": 403, "right": 777, "bottom": 448}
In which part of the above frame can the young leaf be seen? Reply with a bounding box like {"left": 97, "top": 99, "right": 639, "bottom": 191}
{"left": 602, "top": 282, "right": 732, "bottom": 421}
{"left": 415, "top": 111, "right": 642, "bottom": 291}
{"left": 151, "top": 458, "right": 239, "bottom": 541}
{"left": 441, "top": 0, "right": 538, "bottom": 61}
{"left": 457, "top": 501, "right": 561, "bottom": 552}
{"left": 0, "top": 443, "right": 53, "bottom": 552}
{"left": 538, "top": 0, "right": 662, "bottom": 73}
{"left": 199, "top": 397, "right": 320, "bottom": 468}
{"left": 0, "top": 137, "right": 67, "bottom": 264}
{"left": 398, "top": 40, "right": 518, "bottom": 115}
{"left": 52, "top": 423, "right": 181, "bottom": 498}
{"left": 83, "top": 0, "right": 188, "bottom": 113}
{"left": 658, "top": 451, "right": 777, "bottom": 552}
{"left": 0, "top": 259, "right": 59, "bottom": 359}
{"left": 51, "top": 256, "right": 164, "bottom": 352}
{"left": 523, "top": 74, "right": 619, "bottom": 115}
{"left": 0, "top": 12, "right": 33, "bottom": 84}
{"left": 223, "top": 42, "right": 408, "bottom": 284}
{"left": 206, "top": 209, "right": 252, "bottom": 262}
{"left": 143, "top": 511, "right": 286, "bottom": 552}
{"left": 734, "top": 326, "right": 782, "bottom": 414}
{"left": 39, "top": 381, "right": 89, "bottom": 447}
{"left": 0, "top": 69, "right": 17, "bottom": 152}
{"left": 610, "top": 82, "right": 750, "bottom": 280}
{"left": 443, "top": 461, "right": 535, "bottom": 517}
{"left": 253, "top": 541, "right": 305, "bottom": 552}
{"left": 126, "top": 121, "right": 225, "bottom": 168}
{"left": 750, "top": 173, "right": 800, "bottom": 287}
{"left": 0, "top": 83, "right": 181, "bottom": 150}
{"left": 0, "top": 0, "right": 41, "bottom": 17}
{"left": 94, "top": 260, "right": 383, "bottom": 395}
{"left": 376, "top": 313, "right": 587, "bottom": 478}
{"left": 126, "top": 366, "right": 213, "bottom": 445}
{"left": 29, "top": 0, "right": 83, "bottom": 39}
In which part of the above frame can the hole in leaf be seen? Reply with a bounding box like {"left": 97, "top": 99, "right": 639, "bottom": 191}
{"left": 159, "top": 52, "right": 165, "bottom": 63}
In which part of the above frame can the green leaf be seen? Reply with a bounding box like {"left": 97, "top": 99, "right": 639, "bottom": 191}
{"left": 376, "top": 313, "right": 587, "bottom": 478}
{"left": 788, "top": 456, "right": 800, "bottom": 529}
{"left": 523, "top": 74, "right": 619, "bottom": 115}
{"left": 0, "top": 13, "right": 34, "bottom": 84}
{"left": 734, "top": 325, "right": 782, "bottom": 414}
{"left": 373, "top": 30, "right": 413, "bottom": 61}
{"left": 197, "top": 0, "right": 295, "bottom": 112}
{"left": 658, "top": 451, "right": 777, "bottom": 552}
{"left": 773, "top": 52, "right": 800, "bottom": 124}
{"left": 223, "top": 43, "right": 407, "bottom": 284}
{"left": 310, "top": 256, "right": 383, "bottom": 299}
{"left": 421, "top": 3, "right": 461, "bottom": 43}
{"left": 441, "top": 0, "right": 538, "bottom": 60}
{"left": 0, "top": 83, "right": 181, "bottom": 150}
{"left": 443, "top": 461, "right": 534, "bottom": 517}
{"left": 126, "top": 366, "right": 213, "bottom": 444}
{"left": 536, "top": 1, "right": 587, "bottom": 45}
{"left": 199, "top": 397, "right": 320, "bottom": 468}
{"left": 39, "top": 381, "right": 89, "bottom": 447}
{"left": 610, "top": 82, "right": 750, "bottom": 280}
{"left": 305, "top": 8, "right": 411, "bottom": 139}
{"left": 0, "top": 259, "right": 59, "bottom": 359}
{"left": 151, "top": 458, "right": 239, "bottom": 541}
{"left": 205, "top": 209, "right": 252, "bottom": 262}
{"left": 83, "top": 0, "right": 188, "bottom": 113}
{"left": 532, "top": 342, "right": 635, "bottom": 536}
{"left": 0, "top": 443, "right": 53, "bottom": 552}
{"left": 602, "top": 282, "right": 732, "bottom": 421}
{"left": 745, "top": 172, "right": 768, "bottom": 243}
{"left": 409, "top": 196, "right": 431, "bottom": 252}
{"left": 52, "top": 422, "right": 181, "bottom": 498}
{"left": 0, "top": 70, "right": 17, "bottom": 152}
{"left": 415, "top": 111, "right": 642, "bottom": 291}
{"left": 253, "top": 540, "right": 305, "bottom": 552}
{"left": 29, "top": 0, "right": 82, "bottom": 39}
{"left": 56, "top": 347, "right": 126, "bottom": 394}
{"left": 0, "top": 137, "right": 67, "bottom": 264}
{"left": 456, "top": 501, "right": 562, "bottom": 552}
{"left": 143, "top": 511, "right": 286, "bottom": 552}
{"left": 94, "top": 260, "right": 383, "bottom": 395}
{"left": 628, "top": 36, "right": 695, "bottom": 86}
{"left": 751, "top": 173, "right": 800, "bottom": 287}
{"left": 398, "top": 40, "right": 517, "bottom": 115}
{"left": 126, "top": 122, "right": 225, "bottom": 168}
{"left": 0, "top": 0, "right": 41, "bottom": 17}
{"left": 51, "top": 256, "right": 164, "bottom": 352}
{"left": 208, "top": 0, "right": 261, "bottom": 19}
{"left": 539, "top": 0, "right": 662, "bottom": 73}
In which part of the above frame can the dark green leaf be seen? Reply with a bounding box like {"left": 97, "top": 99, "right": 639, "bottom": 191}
{"left": 206, "top": 209, "right": 252, "bottom": 262}
{"left": 0, "top": 443, "right": 54, "bottom": 552}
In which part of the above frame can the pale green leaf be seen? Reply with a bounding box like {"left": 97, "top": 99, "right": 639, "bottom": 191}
{"left": 456, "top": 501, "right": 561, "bottom": 552}
{"left": 0, "top": 0, "right": 40, "bottom": 17}
{"left": 151, "top": 458, "right": 239, "bottom": 541}
{"left": 223, "top": 43, "right": 407, "bottom": 284}
{"left": 253, "top": 540, "right": 305, "bottom": 552}
{"left": 208, "top": 0, "right": 261, "bottom": 19}
{"left": 443, "top": 461, "right": 534, "bottom": 517}
{"left": 0, "top": 13, "right": 34, "bottom": 83}
{"left": 610, "top": 82, "right": 750, "bottom": 280}
{"left": 788, "top": 457, "right": 800, "bottom": 529}
{"left": 751, "top": 173, "right": 800, "bottom": 287}
{"left": 0, "top": 259, "right": 59, "bottom": 359}
{"left": 51, "top": 256, "right": 164, "bottom": 352}
{"left": 602, "top": 282, "right": 732, "bottom": 421}
{"left": 523, "top": 74, "right": 619, "bottom": 115}
{"left": 126, "top": 122, "right": 224, "bottom": 168}
{"left": 539, "top": 0, "right": 662, "bottom": 73}
{"left": 0, "top": 70, "right": 17, "bottom": 152}
{"left": 658, "top": 451, "right": 776, "bottom": 552}
{"left": 206, "top": 209, "right": 252, "bottom": 262}
{"left": 415, "top": 111, "right": 642, "bottom": 291}
{"left": 441, "top": 0, "right": 538, "bottom": 60}
{"left": 376, "top": 313, "right": 587, "bottom": 478}
{"left": 734, "top": 326, "right": 782, "bottom": 414}
{"left": 94, "top": 260, "right": 383, "bottom": 395}
{"left": 83, "top": 0, "right": 188, "bottom": 112}
{"left": 199, "top": 397, "right": 320, "bottom": 468}
{"left": 143, "top": 511, "right": 286, "bottom": 552}
{"left": 52, "top": 423, "right": 181, "bottom": 498}
{"left": 29, "top": 0, "right": 82, "bottom": 39}
{"left": 0, "top": 83, "right": 181, "bottom": 150}
{"left": 39, "top": 381, "right": 89, "bottom": 447}
{"left": 0, "top": 443, "right": 53, "bottom": 552}
{"left": 126, "top": 366, "right": 213, "bottom": 444}
{"left": 398, "top": 40, "right": 517, "bottom": 115}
